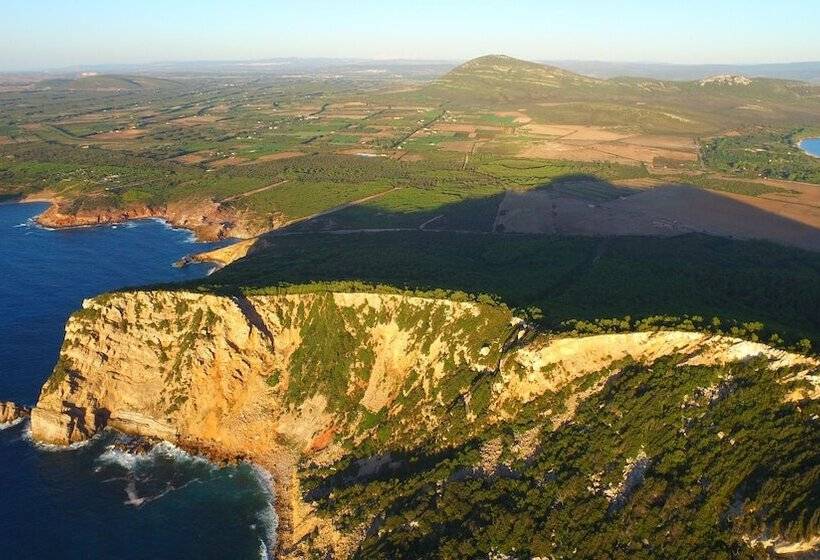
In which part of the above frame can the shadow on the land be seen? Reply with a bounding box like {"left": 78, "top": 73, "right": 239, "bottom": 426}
{"left": 193, "top": 173, "right": 820, "bottom": 343}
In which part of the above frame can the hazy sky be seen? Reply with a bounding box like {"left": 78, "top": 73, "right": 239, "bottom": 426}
{"left": 2, "top": 0, "right": 818, "bottom": 71}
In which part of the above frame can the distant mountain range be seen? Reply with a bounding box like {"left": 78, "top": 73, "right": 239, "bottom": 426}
{"left": 7, "top": 57, "right": 819, "bottom": 84}
{"left": 541, "top": 60, "right": 820, "bottom": 83}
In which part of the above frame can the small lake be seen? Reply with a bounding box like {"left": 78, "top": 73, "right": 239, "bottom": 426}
{"left": 798, "top": 137, "right": 820, "bottom": 158}
{"left": 0, "top": 203, "right": 276, "bottom": 559}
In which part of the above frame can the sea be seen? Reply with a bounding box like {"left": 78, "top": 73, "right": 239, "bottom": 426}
{"left": 799, "top": 137, "right": 820, "bottom": 158}
{"left": 0, "top": 202, "right": 276, "bottom": 559}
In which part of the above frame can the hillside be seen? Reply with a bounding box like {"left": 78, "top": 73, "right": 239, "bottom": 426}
{"left": 542, "top": 59, "right": 820, "bottom": 83}
{"left": 423, "top": 54, "right": 601, "bottom": 102}
{"left": 417, "top": 55, "right": 820, "bottom": 131}
{"left": 28, "top": 289, "right": 820, "bottom": 558}
{"left": 36, "top": 74, "right": 181, "bottom": 91}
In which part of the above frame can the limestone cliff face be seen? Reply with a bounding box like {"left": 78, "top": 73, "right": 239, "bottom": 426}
{"left": 34, "top": 197, "right": 264, "bottom": 241}
{"left": 31, "top": 291, "right": 510, "bottom": 453}
{"left": 28, "top": 290, "right": 817, "bottom": 556}
{"left": 0, "top": 401, "right": 29, "bottom": 424}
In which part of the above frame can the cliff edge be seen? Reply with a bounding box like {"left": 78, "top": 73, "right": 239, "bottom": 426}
{"left": 28, "top": 290, "right": 818, "bottom": 557}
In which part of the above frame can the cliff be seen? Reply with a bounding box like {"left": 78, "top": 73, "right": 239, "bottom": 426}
{"left": 32, "top": 196, "right": 265, "bottom": 241}
{"left": 28, "top": 290, "right": 819, "bottom": 558}
{"left": 0, "top": 401, "right": 29, "bottom": 425}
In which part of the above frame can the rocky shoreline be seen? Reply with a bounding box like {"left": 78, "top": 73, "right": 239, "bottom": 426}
{"left": 23, "top": 193, "right": 265, "bottom": 243}
{"left": 99, "top": 430, "right": 297, "bottom": 558}
{"left": 0, "top": 401, "right": 30, "bottom": 425}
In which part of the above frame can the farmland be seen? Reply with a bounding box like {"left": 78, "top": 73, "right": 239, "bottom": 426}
{"left": 0, "top": 54, "right": 818, "bottom": 247}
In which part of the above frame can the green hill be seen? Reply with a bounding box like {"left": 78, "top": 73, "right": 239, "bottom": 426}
{"left": 425, "top": 54, "right": 601, "bottom": 101}
{"left": 416, "top": 54, "right": 820, "bottom": 132}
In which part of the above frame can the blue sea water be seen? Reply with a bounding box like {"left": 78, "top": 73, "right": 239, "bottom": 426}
{"left": 799, "top": 137, "right": 820, "bottom": 158}
{"left": 0, "top": 203, "right": 275, "bottom": 559}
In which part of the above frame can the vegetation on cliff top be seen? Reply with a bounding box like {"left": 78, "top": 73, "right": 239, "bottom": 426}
{"left": 301, "top": 356, "right": 819, "bottom": 559}
{"left": 194, "top": 231, "right": 820, "bottom": 350}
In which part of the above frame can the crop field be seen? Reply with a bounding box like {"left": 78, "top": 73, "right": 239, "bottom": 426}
{"left": 0, "top": 55, "right": 818, "bottom": 251}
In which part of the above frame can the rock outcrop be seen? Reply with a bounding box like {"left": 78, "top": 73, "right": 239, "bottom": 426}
{"left": 0, "top": 401, "right": 30, "bottom": 425}
{"left": 27, "top": 290, "right": 818, "bottom": 557}
{"left": 33, "top": 197, "right": 265, "bottom": 241}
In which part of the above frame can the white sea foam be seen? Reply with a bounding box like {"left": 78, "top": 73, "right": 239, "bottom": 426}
{"left": 96, "top": 440, "right": 215, "bottom": 471}
{"left": 251, "top": 464, "right": 279, "bottom": 554}
{"left": 96, "top": 439, "right": 214, "bottom": 507}
{"left": 24, "top": 422, "right": 98, "bottom": 452}
{"left": 258, "top": 539, "right": 272, "bottom": 560}
{"left": 0, "top": 417, "right": 26, "bottom": 430}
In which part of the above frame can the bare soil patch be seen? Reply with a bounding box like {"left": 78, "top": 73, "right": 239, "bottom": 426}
{"left": 521, "top": 124, "right": 628, "bottom": 141}
{"left": 88, "top": 128, "right": 147, "bottom": 141}
{"left": 208, "top": 156, "right": 249, "bottom": 168}
{"left": 620, "top": 135, "right": 697, "bottom": 150}
{"left": 246, "top": 151, "right": 305, "bottom": 163}
{"left": 432, "top": 123, "right": 477, "bottom": 134}
{"left": 496, "top": 184, "right": 820, "bottom": 251}
{"left": 170, "top": 115, "right": 221, "bottom": 127}
{"left": 495, "top": 111, "right": 532, "bottom": 124}
{"left": 173, "top": 150, "right": 216, "bottom": 165}
{"left": 517, "top": 141, "right": 633, "bottom": 164}
{"left": 515, "top": 125, "right": 697, "bottom": 164}
{"left": 589, "top": 143, "right": 697, "bottom": 164}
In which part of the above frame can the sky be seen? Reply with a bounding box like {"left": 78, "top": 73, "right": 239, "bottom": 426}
{"left": 1, "top": 0, "right": 819, "bottom": 71}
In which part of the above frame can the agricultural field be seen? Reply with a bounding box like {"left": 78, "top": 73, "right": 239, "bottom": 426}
{"left": 0, "top": 54, "right": 818, "bottom": 250}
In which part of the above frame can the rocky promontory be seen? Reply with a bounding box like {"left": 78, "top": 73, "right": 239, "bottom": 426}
{"left": 1, "top": 401, "right": 30, "bottom": 425}
{"left": 24, "top": 289, "right": 818, "bottom": 558}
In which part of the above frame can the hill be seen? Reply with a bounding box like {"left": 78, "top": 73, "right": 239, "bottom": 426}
{"left": 407, "top": 54, "right": 820, "bottom": 136}
{"left": 543, "top": 59, "right": 820, "bottom": 83}
{"left": 36, "top": 74, "right": 181, "bottom": 91}
{"left": 424, "top": 54, "right": 601, "bottom": 102}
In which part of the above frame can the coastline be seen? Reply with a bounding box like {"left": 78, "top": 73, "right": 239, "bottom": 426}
{"left": 16, "top": 192, "right": 264, "bottom": 244}
{"left": 4, "top": 193, "right": 263, "bottom": 268}
{"left": 139, "top": 433, "right": 295, "bottom": 558}
{"left": 797, "top": 137, "right": 820, "bottom": 159}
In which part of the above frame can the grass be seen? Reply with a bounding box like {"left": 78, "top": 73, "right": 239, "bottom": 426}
{"left": 228, "top": 180, "right": 391, "bottom": 219}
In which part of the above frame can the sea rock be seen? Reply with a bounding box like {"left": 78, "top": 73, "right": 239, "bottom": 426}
{"left": 0, "top": 401, "right": 31, "bottom": 424}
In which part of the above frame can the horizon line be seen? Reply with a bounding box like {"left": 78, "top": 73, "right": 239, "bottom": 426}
{"left": 3, "top": 54, "right": 820, "bottom": 75}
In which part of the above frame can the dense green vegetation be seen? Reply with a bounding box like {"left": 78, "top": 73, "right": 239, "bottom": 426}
{"left": 198, "top": 231, "right": 820, "bottom": 348}
{"left": 301, "top": 356, "right": 818, "bottom": 559}
{"left": 702, "top": 128, "right": 820, "bottom": 183}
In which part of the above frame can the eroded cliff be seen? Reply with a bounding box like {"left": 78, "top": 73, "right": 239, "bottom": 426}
{"left": 29, "top": 290, "right": 819, "bottom": 558}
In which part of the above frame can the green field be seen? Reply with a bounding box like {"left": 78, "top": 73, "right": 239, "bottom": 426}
{"left": 701, "top": 127, "right": 820, "bottom": 183}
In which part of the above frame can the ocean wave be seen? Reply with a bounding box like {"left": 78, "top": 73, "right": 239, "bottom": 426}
{"left": 0, "top": 416, "right": 26, "bottom": 430}
{"left": 258, "top": 539, "right": 272, "bottom": 560}
{"left": 95, "top": 438, "right": 219, "bottom": 507}
{"left": 23, "top": 422, "right": 99, "bottom": 452}
{"left": 96, "top": 439, "right": 215, "bottom": 471}
{"left": 150, "top": 217, "right": 201, "bottom": 243}
{"left": 250, "top": 464, "right": 279, "bottom": 554}
{"left": 121, "top": 476, "right": 202, "bottom": 507}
